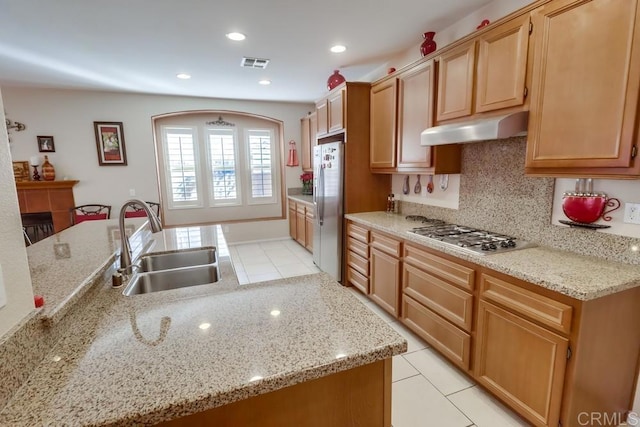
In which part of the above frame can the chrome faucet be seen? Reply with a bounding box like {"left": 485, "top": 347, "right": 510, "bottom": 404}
{"left": 118, "top": 199, "right": 162, "bottom": 275}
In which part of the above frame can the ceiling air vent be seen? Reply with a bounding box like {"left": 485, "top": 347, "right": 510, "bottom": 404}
{"left": 241, "top": 57, "right": 270, "bottom": 69}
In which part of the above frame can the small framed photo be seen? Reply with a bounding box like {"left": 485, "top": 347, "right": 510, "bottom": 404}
{"left": 12, "top": 161, "right": 30, "bottom": 182}
{"left": 37, "top": 136, "right": 55, "bottom": 152}
{"left": 94, "top": 121, "right": 127, "bottom": 166}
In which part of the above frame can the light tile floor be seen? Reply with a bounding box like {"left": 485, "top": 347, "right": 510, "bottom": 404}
{"left": 229, "top": 238, "right": 529, "bottom": 427}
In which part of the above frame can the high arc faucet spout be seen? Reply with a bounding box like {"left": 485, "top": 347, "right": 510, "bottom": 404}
{"left": 119, "top": 199, "right": 163, "bottom": 274}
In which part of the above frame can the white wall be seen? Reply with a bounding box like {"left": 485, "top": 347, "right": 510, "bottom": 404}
{"left": 0, "top": 89, "right": 35, "bottom": 338}
{"left": 2, "top": 87, "right": 313, "bottom": 223}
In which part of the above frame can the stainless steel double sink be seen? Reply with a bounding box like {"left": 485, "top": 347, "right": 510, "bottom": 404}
{"left": 122, "top": 247, "right": 219, "bottom": 296}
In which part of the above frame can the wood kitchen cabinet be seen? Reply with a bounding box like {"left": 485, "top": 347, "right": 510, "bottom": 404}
{"left": 288, "top": 198, "right": 313, "bottom": 252}
{"left": 316, "top": 86, "right": 345, "bottom": 137}
{"left": 348, "top": 217, "right": 640, "bottom": 427}
{"left": 401, "top": 244, "right": 474, "bottom": 370}
{"left": 370, "top": 62, "right": 461, "bottom": 174}
{"left": 346, "top": 222, "right": 370, "bottom": 294}
{"left": 300, "top": 113, "right": 315, "bottom": 172}
{"left": 370, "top": 78, "right": 398, "bottom": 169}
{"left": 436, "top": 13, "right": 530, "bottom": 122}
{"left": 525, "top": 0, "right": 640, "bottom": 177}
{"left": 475, "top": 273, "right": 571, "bottom": 427}
{"left": 369, "top": 231, "right": 401, "bottom": 317}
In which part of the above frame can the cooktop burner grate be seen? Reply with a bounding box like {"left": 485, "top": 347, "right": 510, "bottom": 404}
{"left": 407, "top": 222, "right": 536, "bottom": 255}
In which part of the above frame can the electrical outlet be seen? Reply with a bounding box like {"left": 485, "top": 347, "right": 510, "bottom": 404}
{"left": 623, "top": 203, "right": 640, "bottom": 224}
{"left": 0, "top": 264, "right": 6, "bottom": 309}
{"left": 129, "top": 188, "right": 136, "bottom": 196}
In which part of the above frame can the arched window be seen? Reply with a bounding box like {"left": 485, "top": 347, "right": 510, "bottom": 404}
{"left": 153, "top": 111, "right": 284, "bottom": 226}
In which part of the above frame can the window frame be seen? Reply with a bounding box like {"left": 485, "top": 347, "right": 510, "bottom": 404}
{"left": 206, "top": 127, "right": 242, "bottom": 207}
{"left": 245, "top": 128, "right": 277, "bottom": 206}
{"left": 161, "top": 125, "right": 203, "bottom": 210}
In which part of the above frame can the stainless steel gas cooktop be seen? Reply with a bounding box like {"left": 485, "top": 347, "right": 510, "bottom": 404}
{"left": 405, "top": 216, "right": 536, "bottom": 255}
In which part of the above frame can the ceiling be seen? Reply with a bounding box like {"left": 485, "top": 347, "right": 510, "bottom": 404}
{"left": 0, "top": 0, "right": 494, "bottom": 103}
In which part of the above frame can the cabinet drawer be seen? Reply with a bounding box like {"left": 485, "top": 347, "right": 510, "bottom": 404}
{"left": 402, "top": 294, "right": 471, "bottom": 370}
{"left": 347, "top": 236, "right": 368, "bottom": 259}
{"left": 404, "top": 244, "right": 474, "bottom": 291}
{"left": 347, "top": 249, "right": 368, "bottom": 277}
{"left": 288, "top": 199, "right": 296, "bottom": 210}
{"left": 370, "top": 231, "right": 402, "bottom": 257}
{"left": 347, "top": 222, "right": 369, "bottom": 243}
{"left": 403, "top": 263, "right": 473, "bottom": 331}
{"left": 347, "top": 267, "right": 369, "bottom": 295}
{"left": 305, "top": 206, "right": 315, "bottom": 219}
{"left": 296, "top": 204, "right": 306, "bottom": 215}
{"left": 480, "top": 274, "right": 573, "bottom": 334}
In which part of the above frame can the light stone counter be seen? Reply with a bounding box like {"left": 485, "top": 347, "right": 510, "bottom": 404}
{"left": 346, "top": 212, "right": 640, "bottom": 301}
{"left": 1, "top": 221, "right": 406, "bottom": 426}
{"left": 287, "top": 193, "right": 314, "bottom": 205}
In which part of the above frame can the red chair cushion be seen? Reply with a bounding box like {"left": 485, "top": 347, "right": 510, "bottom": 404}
{"left": 125, "top": 210, "right": 148, "bottom": 218}
{"left": 75, "top": 213, "right": 108, "bottom": 224}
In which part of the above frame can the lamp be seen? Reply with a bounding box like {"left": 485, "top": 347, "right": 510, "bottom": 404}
{"left": 30, "top": 155, "right": 41, "bottom": 181}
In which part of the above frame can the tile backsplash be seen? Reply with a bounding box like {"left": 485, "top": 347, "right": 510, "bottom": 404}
{"left": 400, "top": 137, "right": 640, "bottom": 265}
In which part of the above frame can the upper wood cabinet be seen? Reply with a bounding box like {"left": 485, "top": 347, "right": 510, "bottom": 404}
{"left": 316, "top": 101, "right": 329, "bottom": 136}
{"left": 370, "top": 78, "right": 398, "bottom": 169}
{"left": 316, "top": 86, "right": 345, "bottom": 137}
{"left": 525, "top": 0, "right": 640, "bottom": 177}
{"left": 300, "top": 111, "right": 317, "bottom": 172}
{"left": 436, "top": 13, "right": 530, "bottom": 123}
{"left": 371, "top": 62, "right": 462, "bottom": 174}
{"left": 436, "top": 42, "right": 476, "bottom": 122}
{"left": 476, "top": 13, "right": 531, "bottom": 113}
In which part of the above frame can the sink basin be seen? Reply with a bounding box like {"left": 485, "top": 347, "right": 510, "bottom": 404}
{"left": 123, "top": 264, "right": 220, "bottom": 296}
{"left": 139, "top": 248, "right": 217, "bottom": 272}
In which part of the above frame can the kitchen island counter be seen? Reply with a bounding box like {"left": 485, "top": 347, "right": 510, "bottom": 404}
{"left": 0, "top": 222, "right": 406, "bottom": 426}
{"left": 346, "top": 211, "right": 640, "bottom": 300}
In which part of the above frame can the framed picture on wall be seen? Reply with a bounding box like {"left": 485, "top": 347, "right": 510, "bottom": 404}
{"left": 37, "top": 136, "right": 55, "bottom": 152}
{"left": 94, "top": 121, "right": 127, "bottom": 166}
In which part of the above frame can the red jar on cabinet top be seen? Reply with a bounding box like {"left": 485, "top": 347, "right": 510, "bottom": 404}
{"left": 327, "top": 70, "right": 345, "bottom": 90}
{"left": 420, "top": 31, "right": 437, "bottom": 57}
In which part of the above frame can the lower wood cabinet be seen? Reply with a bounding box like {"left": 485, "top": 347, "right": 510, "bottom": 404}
{"left": 345, "top": 219, "right": 640, "bottom": 427}
{"left": 288, "top": 198, "right": 313, "bottom": 252}
{"left": 475, "top": 300, "right": 568, "bottom": 427}
{"left": 369, "top": 231, "right": 402, "bottom": 317}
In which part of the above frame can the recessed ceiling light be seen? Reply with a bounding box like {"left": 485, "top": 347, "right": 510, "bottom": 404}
{"left": 270, "top": 309, "right": 280, "bottom": 317}
{"left": 226, "top": 32, "right": 246, "bottom": 41}
{"left": 258, "top": 79, "right": 271, "bottom": 85}
{"left": 176, "top": 73, "right": 191, "bottom": 79}
{"left": 199, "top": 322, "right": 211, "bottom": 330}
{"left": 330, "top": 45, "right": 347, "bottom": 53}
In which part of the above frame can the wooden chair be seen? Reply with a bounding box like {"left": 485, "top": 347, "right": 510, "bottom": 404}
{"left": 124, "top": 201, "right": 160, "bottom": 219}
{"left": 70, "top": 204, "right": 111, "bottom": 225}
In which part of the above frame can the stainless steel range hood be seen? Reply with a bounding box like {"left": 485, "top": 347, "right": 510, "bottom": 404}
{"left": 420, "top": 111, "right": 528, "bottom": 146}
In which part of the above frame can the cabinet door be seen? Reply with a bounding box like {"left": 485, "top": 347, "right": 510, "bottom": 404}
{"left": 370, "top": 78, "right": 398, "bottom": 169}
{"left": 370, "top": 247, "right": 400, "bottom": 317}
{"left": 398, "top": 60, "right": 434, "bottom": 168}
{"left": 300, "top": 117, "right": 312, "bottom": 172}
{"left": 309, "top": 111, "right": 317, "bottom": 146}
{"left": 526, "top": 0, "right": 640, "bottom": 172}
{"left": 316, "top": 101, "right": 329, "bottom": 136}
{"left": 328, "top": 90, "right": 345, "bottom": 133}
{"left": 288, "top": 204, "right": 297, "bottom": 240}
{"left": 475, "top": 14, "right": 530, "bottom": 113}
{"left": 296, "top": 206, "right": 306, "bottom": 246}
{"left": 436, "top": 42, "right": 476, "bottom": 121}
{"left": 305, "top": 210, "right": 314, "bottom": 251}
{"left": 475, "top": 300, "right": 568, "bottom": 427}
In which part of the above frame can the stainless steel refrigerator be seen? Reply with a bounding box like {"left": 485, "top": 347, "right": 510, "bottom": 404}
{"left": 313, "top": 141, "right": 344, "bottom": 281}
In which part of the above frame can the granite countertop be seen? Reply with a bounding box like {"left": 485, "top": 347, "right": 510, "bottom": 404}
{"left": 1, "top": 221, "right": 406, "bottom": 426}
{"left": 287, "top": 194, "right": 314, "bottom": 205}
{"left": 346, "top": 212, "right": 640, "bottom": 301}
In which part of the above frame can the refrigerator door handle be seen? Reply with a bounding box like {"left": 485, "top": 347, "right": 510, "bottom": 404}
{"left": 318, "top": 165, "right": 325, "bottom": 226}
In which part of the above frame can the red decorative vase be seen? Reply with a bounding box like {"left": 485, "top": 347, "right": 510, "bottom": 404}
{"left": 420, "top": 32, "right": 437, "bottom": 57}
{"left": 327, "top": 70, "right": 345, "bottom": 90}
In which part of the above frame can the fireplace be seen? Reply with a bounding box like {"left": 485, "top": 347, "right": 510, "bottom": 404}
{"left": 16, "top": 180, "right": 79, "bottom": 234}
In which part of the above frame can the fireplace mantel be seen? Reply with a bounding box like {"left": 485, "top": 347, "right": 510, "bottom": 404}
{"left": 16, "top": 180, "right": 79, "bottom": 233}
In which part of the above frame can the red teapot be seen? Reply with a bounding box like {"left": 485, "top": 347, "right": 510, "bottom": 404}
{"left": 562, "top": 179, "right": 620, "bottom": 223}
